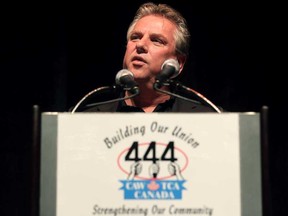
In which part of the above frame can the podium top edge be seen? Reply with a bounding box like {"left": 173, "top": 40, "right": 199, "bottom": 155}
{"left": 41, "top": 111, "right": 259, "bottom": 115}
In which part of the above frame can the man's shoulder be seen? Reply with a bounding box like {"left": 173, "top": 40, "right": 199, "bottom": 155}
{"left": 173, "top": 97, "right": 222, "bottom": 112}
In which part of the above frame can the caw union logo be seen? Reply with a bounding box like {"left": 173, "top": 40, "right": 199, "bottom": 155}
{"left": 117, "top": 141, "right": 188, "bottom": 200}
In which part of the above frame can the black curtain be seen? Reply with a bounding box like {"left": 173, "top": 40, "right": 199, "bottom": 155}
{"left": 0, "top": 1, "right": 285, "bottom": 215}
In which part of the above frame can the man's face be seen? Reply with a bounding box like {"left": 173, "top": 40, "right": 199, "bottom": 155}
{"left": 123, "top": 15, "right": 178, "bottom": 88}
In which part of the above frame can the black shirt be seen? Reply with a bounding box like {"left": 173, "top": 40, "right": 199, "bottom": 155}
{"left": 81, "top": 95, "right": 219, "bottom": 113}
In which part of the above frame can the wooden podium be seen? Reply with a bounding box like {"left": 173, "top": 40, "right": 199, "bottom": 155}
{"left": 40, "top": 112, "right": 262, "bottom": 216}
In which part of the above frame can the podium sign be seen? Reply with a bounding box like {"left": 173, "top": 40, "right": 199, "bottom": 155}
{"left": 40, "top": 112, "right": 262, "bottom": 216}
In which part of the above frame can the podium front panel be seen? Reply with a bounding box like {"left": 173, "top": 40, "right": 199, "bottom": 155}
{"left": 40, "top": 112, "right": 262, "bottom": 216}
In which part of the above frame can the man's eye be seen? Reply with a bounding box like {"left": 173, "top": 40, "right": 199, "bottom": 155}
{"left": 152, "top": 38, "right": 165, "bottom": 45}
{"left": 130, "top": 34, "right": 140, "bottom": 41}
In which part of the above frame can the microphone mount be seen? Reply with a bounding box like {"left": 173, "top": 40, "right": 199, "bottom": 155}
{"left": 115, "top": 69, "right": 140, "bottom": 95}
{"left": 71, "top": 84, "right": 139, "bottom": 113}
{"left": 153, "top": 80, "right": 222, "bottom": 113}
{"left": 71, "top": 69, "right": 141, "bottom": 113}
{"left": 155, "top": 59, "right": 180, "bottom": 87}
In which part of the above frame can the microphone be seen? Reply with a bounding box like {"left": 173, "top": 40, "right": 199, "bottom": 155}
{"left": 152, "top": 59, "right": 221, "bottom": 113}
{"left": 155, "top": 59, "right": 180, "bottom": 87}
{"left": 70, "top": 69, "right": 140, "bottom": 113}
{"left": 154, "top": 80, "right": 222, "bottom": 113}
{"left": 115, "top": 69, "right": 140, "bottom": 94}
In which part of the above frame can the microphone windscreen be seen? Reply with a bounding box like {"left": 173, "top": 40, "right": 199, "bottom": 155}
{"left": 161, "top": 59, "right": 180, "bottom": 79}
{"left": 115, "top": 69, "right": 134, "bottom": 86}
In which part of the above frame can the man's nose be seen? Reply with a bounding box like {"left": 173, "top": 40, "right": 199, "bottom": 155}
{"left": 136, "top": 40, "right": 148, "bottom": 53}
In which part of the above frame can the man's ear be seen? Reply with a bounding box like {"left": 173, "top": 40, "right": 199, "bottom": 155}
{"left": 177, "top": 55, "right": 187, "bottom": 74}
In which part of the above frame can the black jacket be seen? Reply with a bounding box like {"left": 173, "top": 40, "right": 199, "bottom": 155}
{"left": 71, "top": 83, "right": 222, "bottom": 113}
{"left": 80, "top": 96, "right": 220, "bottom": 113}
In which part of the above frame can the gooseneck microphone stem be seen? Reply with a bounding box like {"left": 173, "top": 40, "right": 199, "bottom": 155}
{"left": 71, "top": 85, "right": 139, "bottom": 113}
{"left": 71, "top": 69, "right": 140, "bottom": 113}
{"left": 84, "top": 90, "right": 139, "bottom": 109}
{"left": 71, "top": 85, "right": 115, "bottom": 113}
{"left": 153, "top": 81, "right": 222, "bottom": 113}
{"left": 175, "top": 82, "right": 222, "bottom": 113}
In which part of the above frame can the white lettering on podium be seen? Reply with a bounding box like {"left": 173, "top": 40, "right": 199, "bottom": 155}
{"left": 134, "top": 190, "right": 175, "bottom": 199}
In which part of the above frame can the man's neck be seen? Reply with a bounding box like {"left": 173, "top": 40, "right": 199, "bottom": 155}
{"left": 124, "top": 87, "right": 171, "bottom": 112}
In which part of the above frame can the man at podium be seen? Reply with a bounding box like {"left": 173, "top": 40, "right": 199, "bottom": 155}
{"left": 71, "top": 2, "right": 222, "bottom": 114}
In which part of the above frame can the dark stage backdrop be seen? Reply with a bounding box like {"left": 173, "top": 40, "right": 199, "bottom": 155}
{"left": 0, "top": 1, "right": 285, "bottom": 215}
